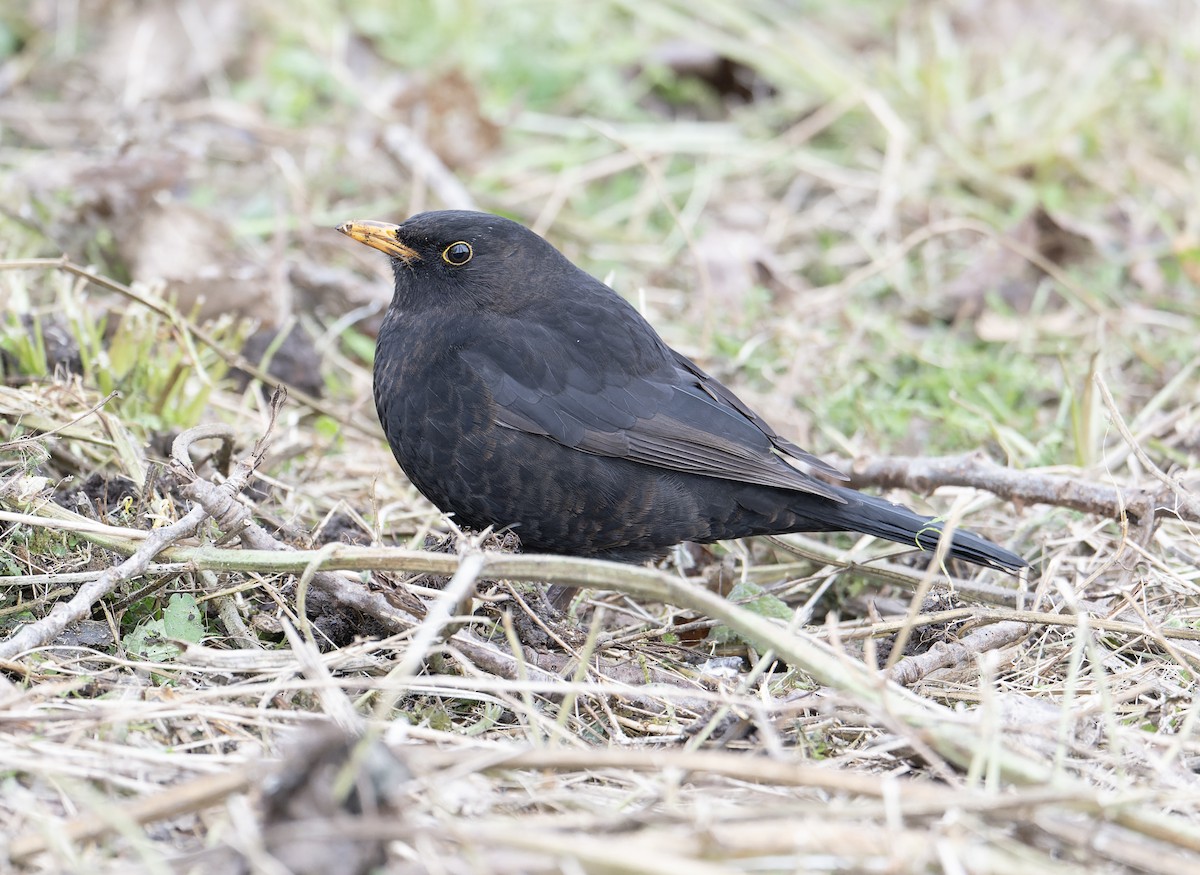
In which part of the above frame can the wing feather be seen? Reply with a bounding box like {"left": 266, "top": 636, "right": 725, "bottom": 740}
{"left": 462, "top": 308, "right": 847, "bottom": 501}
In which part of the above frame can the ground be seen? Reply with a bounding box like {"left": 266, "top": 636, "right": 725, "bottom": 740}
{"left": 1, "top": 1, "right": 1199, "bottom": 873}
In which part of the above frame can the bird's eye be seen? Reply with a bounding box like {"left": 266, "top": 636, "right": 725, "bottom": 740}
{"left": 442, "top": 242, "right": 473, "bottom": 265}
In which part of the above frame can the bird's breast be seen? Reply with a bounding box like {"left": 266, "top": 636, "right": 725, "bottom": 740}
{"left": 372, "top": 309, "right": 500, "bottom": 502}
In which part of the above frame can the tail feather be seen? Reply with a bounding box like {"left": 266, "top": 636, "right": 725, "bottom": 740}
{"left": 821, "top": 486, "right": 1026, "bottom": 572}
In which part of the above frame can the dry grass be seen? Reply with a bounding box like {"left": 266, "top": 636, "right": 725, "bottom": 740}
{"left": 2, "top": 1, "right": 1200, "bottom": 872}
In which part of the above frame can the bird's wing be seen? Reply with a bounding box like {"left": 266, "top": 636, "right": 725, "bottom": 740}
{"left": 461, "top": 319, "right": 848, "bottom": 501}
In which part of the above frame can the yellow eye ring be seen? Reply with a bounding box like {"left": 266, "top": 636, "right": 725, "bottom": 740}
{"left": 442, "top": 241, "right": 473, "bottom": 265}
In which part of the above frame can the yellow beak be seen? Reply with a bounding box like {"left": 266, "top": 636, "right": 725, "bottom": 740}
{"left": 337, "top": 220, "right": 420, "bottom": 262}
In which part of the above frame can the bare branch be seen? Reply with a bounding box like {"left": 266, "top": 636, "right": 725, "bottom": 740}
{"left": 836, "top": 452, "right": 1193, "bottom": 524}
{"left": 889, "top": 621, "right": 1032, "bottom": 686}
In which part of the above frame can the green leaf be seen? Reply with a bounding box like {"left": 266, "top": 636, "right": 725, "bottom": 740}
{"left": 163, "top": 593, "right": 205, "bottom": 643}
{"left": 339, "top": 328, "right": 377, "bottom": 365}
{"left": 727, "top": 581, "right": 793, "bottom": 620}
{"left": 123, "top": 619, "right": 178, "bottom": 662}
{"left": 123, "top": 594, "right": 204, "bottom": 663}
{"left": 709, "top": 582, "right": 794, "bottom": 645}
{"left": 312, "top": 415, "right": 342, "bottom": 441}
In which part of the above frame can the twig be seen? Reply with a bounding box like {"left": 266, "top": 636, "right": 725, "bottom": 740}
{"left": 182, "top": 480, "right": 421, "bottom": 635}
{"left": 820, "top": 607, "right": 1200, "bottom": 645}
{"left": 1037, "top": 814, "right": 1200, "bottom": 875}
{"left": 0, "top": 390, "right": 118, "bottom": 450}
{"left": 175, "top": 397, "right": 422, "bottom": 637}
{"left": 0, "top": 503, "right": 210, "bottom": 660}
{"left": 889, "top": 621, "right": 1032, "bottom": 685}
{"left": 1094, "top": 373, "right": 1200, "bottom": 519}
{"left": 0, "top": 508, "right": 150, "bottom": 541}
{"left": 381, "top": 123, "right": 477, "bottom": 211}
{"left": 391, "top": 553, "right": 485, "bottom": 680}
{"left": 171, "top": 422, "right": 237, "bottom": 476}
{"left": 835, "top": 451, "right": 1191, "bottom": 524}
{"left": 0, "top": 508, "right": 208, "bottom": 657}
{"left": 8, "top": 769, "right": 256, "bottom": 863}
{"left": 762, "top": 536, "right": 1025, "bottom": 605}
{"left": 441, "top": 746, "right": 1097, "bottom": 810}
{"left": 280, "top": 618, "right": 363, "bottom": 732}
{"left": 0, "top": 563, "right": 188, "bottom": 586}
{"left": 0, "top": 420, "right": 265, "bottom": 660}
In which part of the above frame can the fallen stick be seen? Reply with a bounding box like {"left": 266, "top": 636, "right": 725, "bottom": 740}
{"left": 836, "top": 451, "right": 1192, "bottom": 524}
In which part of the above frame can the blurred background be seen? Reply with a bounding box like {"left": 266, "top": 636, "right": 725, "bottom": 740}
{"left": 3, "top": 0, "right": 1197, "bottom": 469}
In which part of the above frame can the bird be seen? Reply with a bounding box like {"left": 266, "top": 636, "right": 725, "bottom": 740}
{"left": 338, "top": 210, "right": 1026, "bottom": 599}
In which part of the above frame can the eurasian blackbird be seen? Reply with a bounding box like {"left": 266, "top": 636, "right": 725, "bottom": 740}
{"left": 339, "top": 211, "right": 1025, "bottom": 585}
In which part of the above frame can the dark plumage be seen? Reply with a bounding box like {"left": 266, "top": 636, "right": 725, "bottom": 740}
{"left": 338, "top": 211, "right": 1025, "bottom": 584}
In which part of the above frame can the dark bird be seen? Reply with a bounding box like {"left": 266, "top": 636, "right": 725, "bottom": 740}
{"left": 338, "top": 211, "right": 1025, "bottom": 593}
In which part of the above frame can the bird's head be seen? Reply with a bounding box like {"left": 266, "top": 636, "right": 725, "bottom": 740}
{"left": 338, "top": 210, "right": 573, "bottom": 313}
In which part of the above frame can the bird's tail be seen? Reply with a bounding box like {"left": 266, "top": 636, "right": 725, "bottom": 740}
{"left": 819, "top": 485, "right": 1026, "bottom": 572}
